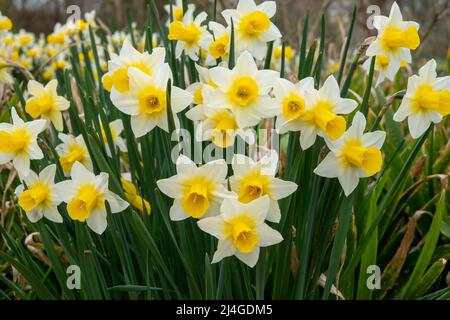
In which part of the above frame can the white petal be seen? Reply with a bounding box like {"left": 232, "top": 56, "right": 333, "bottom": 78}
{"left": 314, "top": 153, "right": 341, "bottom": 178}
{"left": 131, "top": 114, "right": 156, "bottom": 137}
{"left": 269, "top": 177, "right": 297, "bottom": 200}
{"left": 43, "top": 206, "right": 63, "bottom": 223}
{"left": 156, "top": 175, "right": 181, "bottom": 199}
{"left": 86, "top": 208, "right": 108, "bottom": 235}
{"left": 106, "top": 191, "right": 129, "bottom": 213}
{"left": 257, "top": 223, "right": 283, "bottom": 246}
{"left": 26, "top": 208, "right": 43, "bottom": 223}
{"left": 338, "top": 169, "right": 359, "bottom": 196}
{"left": 176, "top": 154, "right": 197, "bottom": 177}
{"left": 169, "top": 200, "right": 189, "bottom": 221}
{"left": 408, "top": 113, "right": 432, "bottom": 139}
{"left": 171, "top": 86, "right": 192, "bottom": 113}
{"left": 266, "top": 199, "right": 281, "bottom": 223}
{"left": 71, "top": 161, "right": 95, "bottom": 184}
{"left": 197, "top": 216, "right": 227, "bottom": 240}
{"left": 362, "top": 131, "right": 386, "bottom": 149}
{"left": 39, "top": 164, "right": 56, "bottom": 185}
{"left": 235, "top": 246, "right": 260, "bottom": 267}
{"left": 211, "top": 239, "right": 236, "bottom": 264}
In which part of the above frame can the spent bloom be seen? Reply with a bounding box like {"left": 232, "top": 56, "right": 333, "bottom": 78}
{"left": 366, "top": 2, "right": 420, "bottom": 76}
{"left": 393, "top": 59, "right": 450, "bottom": 138}
{"left": 58, "top": 162, "right": 129, "bottom": 235}
{"left": 314, "top": 112, "right": 386, "bottom": 196}
{"left": 157, "top": 155, "right": 234, "bottom": 221}
{"left": 25, "top": 79, "right": 70, "bottom": 131}
{"left": 222, "top": 0, "right": 281, "bottom": 60}
{"left": 0, "top": 107, "right": 46, "bottom": 177}
{"left": 230, "top": 152, "right": 298, "bottom": 223}
{"left": 198, "top": 196, "right": 283, "bottom": 267}
{"left": 16, "top": 164, "right": 64, "bottom": 223}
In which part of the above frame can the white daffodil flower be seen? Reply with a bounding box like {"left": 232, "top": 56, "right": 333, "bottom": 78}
{"left": 393, "top": 59, "right": 450, "bottom": 138}
{"left": 229, "top": 151, "right": 297, "bottom": 223}
{"left": 157, "top": 155, "right": 234, "bottom": 221}
{"left": 99, "top": 118, "right": 127, "bottom": 156}
{"left": 198, "top": 196, "right": 283, "bottom": 267}
{"left": 58, "top": 162, "right": 129, "bottom": 235}
{"left": 273, "top": 77, "right": 315, "bottom": 134}
{"left": 366, "top": 2, "right": 420, "bottom": 76}
{"left": 0, "top": 107, "right": 46, "bottom": 178}
{"left": 186, "top": 64, "right": 218, "bottom": 119}
{"left": 164, "top": 0, "right": 195, "bottom": 24}
{"left": 314, "top": 112, "right": 386, "bottom": 196}
{"left": 168, "top": 8, "right": 212, "bottom": 61}
{"left": 205, "top": 21, "right": 230, "bottom": 66}
{"left": 0, "top": 12, "right": 12, "bottom": 31}
{"left": 102, "top": 38, "right": 166, "bottom": 94}
{"left": 208, "top": 51, "right": 279, "bottom": 128}
{"left": 0, "top": 57, "right": 14, "bottom": 85}
{"left": 25, "top": 79, "right": 70, "bottom": 131}
{"left": 15, "top": 164, "right": 63, "bottom": 223}
{"left": 296, "top": 75, "right": 357, "bottom": 150}
{"left": 110, "top": 65, "right": 192, "bottom": 137}
{"left": 362, "top": 54, "right": 401, "bottom": 86}
{"left": 56, "top": 133, "right": 92, "bottom": 176}
{"left": 222, "top": 0, "right": 281, "bottom": 60}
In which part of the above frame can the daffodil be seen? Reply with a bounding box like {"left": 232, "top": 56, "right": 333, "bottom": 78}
{"left": 0, "top": 107, "right": 46, "bottom": 177}
{"left": 56, "top": 133, "right": 92, "bottom": 176}
{"left": 0, "top": 57, "right": 14, "bottom": 85}
{"left": 198, "top": 196, "right": 283, "bottom": 267}
{"left": 58, "top": 162, "right": 129, "bottom": 235}
{"left": 208, "top": 51, "right": 279, "bottom": 128}
{"left": 273, "top": 77, "right": 315, "bottom": 134}
{"left": 164, "top": 0, "right": 195, "bottom": 24}
{"left": 99, "top": 118, "right": 127, "bottom": 156}
{"left": 222, "top": 0, "right": 281, "bottom": 60}
{"left": 186, "top": 64, "right": 218, "bottom": 119}
{"left": 121, "top": 177, "right": 151, "bottom": 215}
{"left": 393, "top": 59, "right": 450, "bottom": 138}
{"left": 102, "top": 38, "right": 166, "bottom": 94}
{"left": 363, "top": 54, "right": 400, "bottom": 86}
{"left": 110, "top": 65, "right": 192, "bottom": 137}
{"left": 15, "top": 164, "right": 64, "bottom": 223}
{"left": 229, "top": 151, "right": 297, "bottom": 223}
{"left": 0, "top": 12, "right": 12, "bottom": 31}
{"left": 157, "top": 155, "right": 234, "bottom": 221}
{"left": 25, "top": 80, "right": 70, "bottom": 131}
{"left": 296, "top": 75, "right": 357, "bottom": 150}
{"left": 205, "top": 21, "right": 230, "bottom": 65}
{"left": 314, "top": 112, "right": 386, "bottom": 196}
{"left": 366, "top": 2, "right": 420, "bottom": 74}
{"left": 271, "top": 40, "right": 295, "bottom": 71}
{"left": 168, "top": 8, "right": 212, "bottom": 61}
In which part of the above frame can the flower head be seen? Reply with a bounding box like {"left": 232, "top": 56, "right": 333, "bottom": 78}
{"left": 25, "top": 80, "right": 70, "bottom": 131}
{"left": 157, "top": 155, "right": 234, "bottom": 221}
{"left": 0, "top": 108, "right": 46, "bottom": 177}
{"left": 16, "top": 164, "right": 64, "bottom": 223}
{"left": 110, "top": 65, "right": 192, "bottom": 137}
{"left": 198, "top": 196, "right": 283, "bottom": 267}
{"left": 58, "top": 162, "right": 129, "bottom": 234}
{"left": 230, "top": 151, "right": 297, "bottom": 222}
{"left": 222, "top": 0, "right": 281, "bottom": 60}
{"left": 56, "top": 133, "right": 92, "bottom": 176}
{"left": 393, "top": 59, "right": 450, "bottom": 138}
{"left": 314, "top": 112, "right": 386, "bottom": 196}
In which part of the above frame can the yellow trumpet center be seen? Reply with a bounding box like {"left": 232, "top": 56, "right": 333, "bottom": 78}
{"left": 340, "top": 139, "right": 382, "bottom": 175}
{"left": 304, "top": 100, "right": 346, "bottom": 140}
{"left": 59, "top": 144, "right": 86, "bottom": 173}
{"left": 138, "top": 86, "right": 167, "bottom": 115}
{"left": 0, "top": 128, "right": 30, "bottom": 154}
{"left": 226, "top": 215, "right": 259, "bottom": 253}
{"left": 67, "top": 184, "right": 103, "bottom": 222}
{"left": 238, "top": 171, "right": 271, "bottom": 203}
{"left": 381, "top": 25, "right": 420, "bottom": 51}
{"left": 181, "top": 178, "right": 212, "bottom": 218}
{"left": 228, "top": 76, "right": 259, "bottom": 107}
{"left": 18, "top": 182, "right": 51, "bottom": 212}
{"left": 25, "top": 96, "right": 55, "bottom": 118}
{"left": 209, "top": 34, "right": 230, "bottom": 60}
{"left": 282, "top": 92, "right": 305, "bottom": 120}
{"left": 412, "top": 84, "right": 450, "bottom": 116}
{"left": 168, "top": 21, "right": 202, "bottom": 46}
{"left": 211, "top": 111, "right": 238, "bottom": 148}
{"left": 239, "top": 11, "right": 270, "bottom": 38}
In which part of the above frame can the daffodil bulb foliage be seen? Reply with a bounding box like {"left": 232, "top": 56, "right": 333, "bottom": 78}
{"left": 157, "top": 155, "right": 234, "bottom": 221}
{"left": 102, "top": 38, "right": 166, "bottom": 94}
{"left": 393, "top": 59, "right": 450, "bottom": 139}
{"left": 198, "top": 196, "right": 283, "bottom": 267}
{"left": 168, "top": 8, "right": 212, "bottom": 61}
{"left": 0, "top": 107, "right": 46, "bottom": 178}
{"left": 222, "top": 0, "right": 281, "bottom": 60}
{"left": 314, "top": 112, "right": 386, "bottom": 196}
{"left": 366, "top": 2, "right": 420, "bottom": 77}
{"left": 280, "top": 75, "right": 357, "bottom": 150}
{"left": 57, "top": 162, "right": 129, "bottom": 235}
{"left": 209, "top": 51, "right": 279, "bottom": 128}
{"left": 15, "top": 164, "right": 64, "bottom": 223}
{"left": 230, "top": 152, "right": 298, "bottom": 223}
{"left": 56, "top": 133, "right": 92, "bottom": 176}
{"left": 25, "top": 80, "right": 70, "bottom": 131}
{"left": 110, "top": 65, "right": 192, "bottom": 137}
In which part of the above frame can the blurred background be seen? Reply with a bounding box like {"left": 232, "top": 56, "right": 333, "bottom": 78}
{"left": 1, "top": 0, "right": 449, "bottom": 63}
